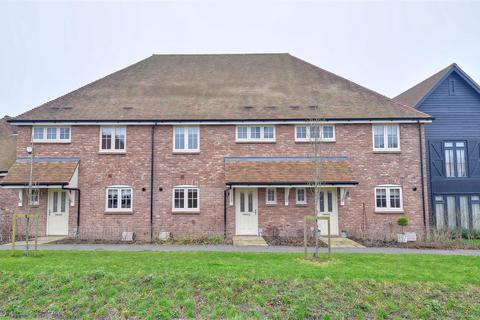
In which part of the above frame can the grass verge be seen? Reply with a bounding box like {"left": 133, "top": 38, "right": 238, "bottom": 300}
{"left": 0, "top": 250, "right": 479, "bottom": 319}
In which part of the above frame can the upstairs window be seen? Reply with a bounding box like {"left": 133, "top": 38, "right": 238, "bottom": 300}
{"left": 444, "top": 141, "right": 467, "bottom": 178}
{"left": 106, "top": 186, "right": 132, "bottom": 212}
{"left": 449, "top": 79, "right": 456, "bottom": 96}
{"left": 236, "top": 126, "right": 275, "bottom": 142}
{"left": 295, "top": 125, "right": 335, "bottom": 142}
{"left": 375, "top": 185, "right": 403, "bottom": 212}
{"left": 173, "top": 186, "right": 199, "bottom": 212}
{"left": 372, "top": 124, "right": 400, "bottom": 151}
{"left": 265, "top": 188, "right": 277, "bottom": 204}
{"left": 32, "top": 127, "right": 71, "bottom": 143}
{"left": 173, "top": 127, "right": 199, "bottom": 152}
{"left": 100, "top": 127, "right": 126, "bottom": 152}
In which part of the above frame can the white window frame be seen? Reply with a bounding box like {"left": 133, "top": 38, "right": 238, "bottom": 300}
{"left": 28, "top": 189, "right": 40, "bottom": 206}
{"left": 374, "top": 185, "right": 403, "bottom": 212}
{"left": 173, "top": 126, "right": 200, "bottom": 153}
{"left": 172, "top": 185, "right": 200, "bottom": 212}
{"left": 99, "top": 126, "right": 127, "bottom": 153}
{"left": 236, "top": 125, "right": 276, "bottom": 142}
{"left": 265, "top": 188, "right": 277, "bottom": 205}
{"left": 294, "top": 125, "right": 336, "bottom": 142}
{"left": 32, "top": 126, "right": 71, "bottom": 143}
{"left": 296, "top": 188, "right": 307, "bottom": 205}
{"left": 105, "top": 186, "right": 133, "bottom": 212}
{"left": 372, "top": 124, "right": 400, "bottom": 152}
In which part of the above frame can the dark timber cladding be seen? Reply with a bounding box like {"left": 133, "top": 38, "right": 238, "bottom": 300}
{"left": 11, "top": 54, "right": 430, "bottom": 122}
{"left": 395, "top": 64, "right": 480, "bottom": 231}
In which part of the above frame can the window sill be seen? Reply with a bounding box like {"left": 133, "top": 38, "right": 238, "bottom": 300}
{"left": 172, "top": 211, "right": 200, "bottom": 215}
{"left": 104, "top": 211, "right": 133, "bottom": 215}
{"left": 172, "top": 151, "right": 200, "bottom": 155}
{"left": 236, "top": 141, "right": 276, "bottom": 144}
{"left": 295, "top": 140, "right": 336, "bottom": 143}
{"left": 99, "top": 151, "right": 126, "bottom": 155}
{"left": 373, "top": 150, "right": 401, "bottom": 154}
{"left": 375, "top": 210, "right": 404, "bottom": 214}
{"left": 296, "top": 203, "right": 308, "bottom": 206}
{"left": 32, "top": 141, "right": 71, "bottom": 144}
{"left": 265, "top": 203, "right": 277, "bottom": 206}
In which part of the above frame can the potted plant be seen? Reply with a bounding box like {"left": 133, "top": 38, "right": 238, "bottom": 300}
{"left": 397, "top": 217, "right": 409, "bottom": 243}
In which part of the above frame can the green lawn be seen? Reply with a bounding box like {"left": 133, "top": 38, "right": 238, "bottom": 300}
{"left": 1, "top": 251, "right": 479, "bottom": 319}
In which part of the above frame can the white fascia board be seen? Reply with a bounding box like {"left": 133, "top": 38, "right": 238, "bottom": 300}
{"left": 12, "top": 119, "right": 432, "bottom": 126}
{"left": 230, "top": 184, "right": 358, "bottom": 188}
{"left": 1, "top": 185, "right": 65, "bottom": 189}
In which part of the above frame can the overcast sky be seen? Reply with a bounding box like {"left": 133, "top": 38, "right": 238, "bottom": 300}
{"left": 1, "top": 1, "right": 479, "bottom": 117}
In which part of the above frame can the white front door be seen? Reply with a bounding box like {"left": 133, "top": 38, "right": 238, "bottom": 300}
{"left": 317, "top": 188, "right": 339, "bottom": 236}
{"left": 235, "top": 188, "right": 258, "bottom": 235}
{"left": 47, "top": 189, "right": 69, "bottom": 236}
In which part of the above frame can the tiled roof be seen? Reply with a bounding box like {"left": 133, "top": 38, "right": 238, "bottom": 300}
{"left": 0, "top": 158, "right": 79, "bottom": 186}
{"left": 0, "top": 117, "right": 16, "bottom": 172}
{"left": 224, "top": 157, "right": 356, "bottom": 185}
{"left": 13, "top": 54, "right": 430, "bottom": 122}
{"left": 394, "top": 64, "right": 456, "bottom": 107}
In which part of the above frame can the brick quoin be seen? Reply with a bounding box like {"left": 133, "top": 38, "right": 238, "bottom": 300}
{"left": 11, "top": 123, "right": 428, "bottom": 241}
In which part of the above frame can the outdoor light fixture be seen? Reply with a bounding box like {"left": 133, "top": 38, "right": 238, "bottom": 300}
{"left": 26, "top": 146, "right": 33, "bottom": 154}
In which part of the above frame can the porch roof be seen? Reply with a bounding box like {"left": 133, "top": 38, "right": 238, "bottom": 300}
{"left": 0, "top": 157, "right": 79, "bottom": 188}
{"left": 224, "top": 156, "right": 357, "bottom": 186}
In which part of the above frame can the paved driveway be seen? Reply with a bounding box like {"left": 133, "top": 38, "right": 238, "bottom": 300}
{"left": 1, "top": 243, "right": 480, "bottom": 256}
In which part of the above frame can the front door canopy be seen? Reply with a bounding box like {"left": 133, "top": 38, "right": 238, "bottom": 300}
{"left": 0, "top": 157, "right": 79, "bottom": 189}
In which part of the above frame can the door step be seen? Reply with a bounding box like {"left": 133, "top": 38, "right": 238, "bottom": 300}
{"left": 233, "top": 235, "right": 268, "bottom": 246}
{"left": 319, "top": 236, "right": 365, "bottom": 248}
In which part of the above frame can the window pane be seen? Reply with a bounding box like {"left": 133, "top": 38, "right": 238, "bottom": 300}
{"left": 115, "top": 128, "right": 125, "bottom": 150}
{"left": 187, "top": 127, "right": 199, "bottom": 150}
{"left": 297, "top": 189, "right": 305, "bottom": 202}
{"left": 456, "top": 142, "right": 465, "bottom": 147}
{"left": 387, "top": 126, "right": 398, "bottom": 148}
{"left": 267, "top": 188, "right": 275, "bottom": 202}
{"left": 240, "top": 192, "right": 245, "bottom": 212}
{"left": 389, "top": 188, "right": 401, "bottom": 208}
{"left": 47, "top": 127, "right": 57, "bottom": 140}
{"left": 33, "top": 127, "right": 44, "bottom": 140}
{"left": 327, "top": 191, "right": 333, "bottom": 212}
{"left": 121, "top": 189, "right": 132, "bottom": 209}
{"left": 250, "top": 127, "right": 261, "bottom": 139}
{"left": 101, "top": 128, "right": 113, "bottom": 150}
{"left": 248, "top": 192, "right": 253, "bottom": 212}
{"left": 446, "top": 196, "right": 456, "bottom": 228}
{"left": 59, "top": 128, "right": 70, "bottom": 140}
{"left": 263, "top": 127, "right": 274, "bottom": 139}
{"left": 456, "top": 149, "right": 466, "bottom": 177}
{"left": 435, "top": 197, "right": 445, "bottom": 230}
{"left": 296, "top": 126, "right": 307, "bottom": 139}
{"left": 459, "top": 196, "right": 469, "bottom": 229}
{"left": 319, "top": 192, "right": 325, "bottom": 212}
{"left": 323, "top": 126, "right": 334, "bottom": 139}
{"left": 187, "top": 188, "right": 198, "bottom": 209}
{"left": 53, "top": 192, "right": 58, "bottom": 212}
{"left": 445, "top": 149, "right": 454, "bottom": 178}
{"left": 373, "top": 125, "right": 385, "bottom": 148}
{"left": 310, "top": 126, "right": 320, "bottom": 139}
{"left": 29, "top": 189, "right": 39, "bottom": 205}
{"left": 174, "top": 189, "right": 184, "bottom": 209}
{"left": 472, "top": 200, "right": 480, "bottom": 231}
{"left": 376, "top": 188, "right": 387, "bottom": 208}
{"left": 61, "top": 191, "right": 66, "bottom": 212}
{"left": 108, "top": 189, "right": 118, "bottom": 209}
{"left": 174, "top": 127, "right": 185, "bottom": 150}
{"left": 237, "top": 127, "right": 248, "bottom": 139}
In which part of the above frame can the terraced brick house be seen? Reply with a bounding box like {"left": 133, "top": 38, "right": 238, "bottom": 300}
{"left": 0, "top": 54, "right": 432, "bottom": 241}
{"left": 395, "top": 64, "right": 480, "bottom": 232}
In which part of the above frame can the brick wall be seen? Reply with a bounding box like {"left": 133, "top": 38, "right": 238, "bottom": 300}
{"left": 10, "top": 123, "right": 428, "bottom": 241}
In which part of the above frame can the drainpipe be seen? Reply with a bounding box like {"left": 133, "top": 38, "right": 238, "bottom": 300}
{"left": 62, "top": 187, "right": 81, "bottom": 238}
{"left": 150, "top": 125, "right": 155, "bottom": 242}
{"left": 418, "top": 122, "right": 427, "bottom": 231}
{"left": 224, "top": 188, "right": 228, "bottom": 240}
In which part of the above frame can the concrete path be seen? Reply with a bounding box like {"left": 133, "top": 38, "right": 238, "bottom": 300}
{"left": 1, "top": 243, "right": 480, "bottom": 256}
